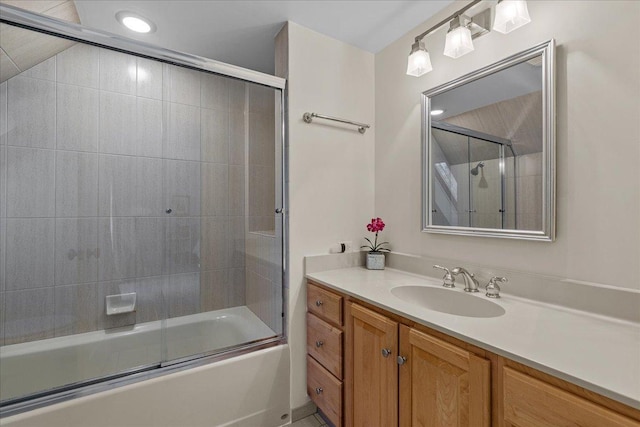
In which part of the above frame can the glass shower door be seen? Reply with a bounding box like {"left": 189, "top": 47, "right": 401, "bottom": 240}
{"left": 431, "top": 128, "right": 470, "bottom": 227}
{"left": 469, "top": 137, "right": 503, "bottom": 229}
{"left": 431, "top": 126, "right": 509, "bottom": 229}
{"left": 241, "top": 82, "right": 284, "bottom": 337}
{"left": 160, "top": 69, "right": 284, "bottom": 364}
{"left": 1, "top": 12, "right": 286, "bottom": 410}
{"left": 0, "top": 30, "right": 167, "bottom": 402}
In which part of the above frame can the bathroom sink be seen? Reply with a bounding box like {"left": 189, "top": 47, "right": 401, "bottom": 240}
{"left": 390, "top": 286, "right": 506, "bottom": 318}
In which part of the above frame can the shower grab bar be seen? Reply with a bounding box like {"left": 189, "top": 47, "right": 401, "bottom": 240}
{"left": 302, "top": 112, "right": 370, "bottom": 134}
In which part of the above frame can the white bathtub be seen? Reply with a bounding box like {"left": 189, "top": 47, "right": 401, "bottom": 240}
{"left": 1, "top": 306, "right": 279, "bottom": 404}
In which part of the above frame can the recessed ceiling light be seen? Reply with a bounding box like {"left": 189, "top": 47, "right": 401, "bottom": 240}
{"left": 116, "top": 11, "right": 156, "bottom": 34}
{"left": 431, "top": 109, "right": 445, "bottom": 116}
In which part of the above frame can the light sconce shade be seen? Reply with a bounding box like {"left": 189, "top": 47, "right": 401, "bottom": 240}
{"left": 406, "top": 40, "right": 432, "bottom": 77}
{"left": 493, "top": 0, "right": 531, "bottom": 34}
{"left": 443, "top": 17, "right": 474, "bottom": 59}
{"left": 405, "top": 0, "right": 529, "bottom": 77}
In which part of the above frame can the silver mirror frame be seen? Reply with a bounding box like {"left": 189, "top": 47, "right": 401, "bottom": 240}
{"left": 422, "top": 39, "right": 556, "bottom": 242}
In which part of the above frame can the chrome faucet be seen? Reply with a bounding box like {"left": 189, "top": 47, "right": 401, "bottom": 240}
{"left": 451, "top": 267, "right": 480, "bottom": 292}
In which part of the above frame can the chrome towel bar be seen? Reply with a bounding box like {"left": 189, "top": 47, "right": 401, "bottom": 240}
{"left": 302, "top": 112, "right": 370, "bottom": 134}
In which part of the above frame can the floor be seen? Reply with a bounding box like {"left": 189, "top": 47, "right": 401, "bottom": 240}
{"left": 290, "top": 413, "right": 329, "bottom": 427}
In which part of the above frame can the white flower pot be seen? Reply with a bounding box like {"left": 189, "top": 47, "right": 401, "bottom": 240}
{"left": 366, "top": 252, "right": 385, "bottom": 270}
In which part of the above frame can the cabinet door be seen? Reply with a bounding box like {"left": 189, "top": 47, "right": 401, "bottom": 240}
{"left": 502, "top": 367, "right": 640, "bottom": 427}
{"left": 348, "top": 303, "right": 398, "bottom": 427}
{"left": 399, "top": 325, "right": 490, "bottom": 427}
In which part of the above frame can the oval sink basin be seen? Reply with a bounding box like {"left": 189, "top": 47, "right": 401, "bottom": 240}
{"left": 391, "top": 286, "right": 506, "bottom": 318}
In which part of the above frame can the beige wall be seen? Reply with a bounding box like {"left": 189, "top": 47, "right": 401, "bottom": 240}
{"left": 284, "top": 21, "right": 375, "bottom": 408}
{"left": 375, "top": 1, "right": 640, "bottom": 290}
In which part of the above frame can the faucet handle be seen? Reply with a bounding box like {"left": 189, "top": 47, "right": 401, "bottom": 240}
{"left": 433, "top": 265, "right": 455, "bottom": 288}
{"left": 486, "top": 277, "right": 507, "bottom": 298}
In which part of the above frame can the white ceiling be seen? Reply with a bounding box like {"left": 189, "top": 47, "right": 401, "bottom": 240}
{"left": 75, "top": 1, "right": 453, "bottom": 74}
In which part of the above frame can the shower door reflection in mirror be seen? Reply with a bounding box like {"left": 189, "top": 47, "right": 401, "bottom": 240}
{"left": 431, "top": 125, "right": 516, "bottom": 230}
{"left": 423, "top": 40, "right": 555, "bottom": 241}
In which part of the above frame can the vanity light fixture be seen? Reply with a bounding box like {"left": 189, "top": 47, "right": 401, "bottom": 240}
{"left": 406, "top": 40, "right": 432, "bottom": 77}
{"left": 493, "top": 0, "right": 531, "bottom": 34}
{"left": 443, "top": 16, "right": 474, "bottom": 59}
{"left": 406, "top": 0, "right": 531, "bottom": 76}
{"left": 116, "top": 11, "right": 156, "bottom": 34}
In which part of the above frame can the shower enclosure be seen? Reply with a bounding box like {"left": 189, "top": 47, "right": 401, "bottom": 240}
{"left": 0, "top": 5, "right": 286, "bottom": 415}
{"left": 431, "top": 122, "right": 516, "bottom": 229}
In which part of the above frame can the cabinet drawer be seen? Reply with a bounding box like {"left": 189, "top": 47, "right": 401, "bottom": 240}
{"left": 307, "top": 356, "right": 342, "bottom": 427}
{"left": 307, "top": 282, "right": 343, "bottom": 326}
{"left": 503, "top": 367, "right": 639, "bottom": 427}
{"left": 307, "top": 313, "right": 343, "bottom": 379}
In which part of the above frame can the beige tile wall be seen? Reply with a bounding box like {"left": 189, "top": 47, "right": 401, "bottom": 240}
{"left": 245, "top": 231, "right": 281, "bottom": 333}
{"left": 248, "top": 85, "right": 276, "bottom": 233}
{"left": 435, "top": 153, "right": 540, "bottom": 231}
{"left": 514, "top": 152, "right": 543, "bottom": 230}
{"left": 244, "top": 84, "right": 281, "bottom": 334}
{"left": 0, "top": 40, "right": 253, "bottom": 346}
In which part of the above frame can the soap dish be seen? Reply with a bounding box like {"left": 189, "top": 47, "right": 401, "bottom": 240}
{"left": 106, "top": 292, "right": 137, "bottom": 315}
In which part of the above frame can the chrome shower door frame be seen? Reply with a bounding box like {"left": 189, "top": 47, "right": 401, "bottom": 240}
{"left": 0, "top": 3, "right": 288, "bottom": 417}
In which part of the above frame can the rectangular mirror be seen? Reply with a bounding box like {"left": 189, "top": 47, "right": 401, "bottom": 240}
{"left": 422, "top": 40, "right": 555, "bottom": 241}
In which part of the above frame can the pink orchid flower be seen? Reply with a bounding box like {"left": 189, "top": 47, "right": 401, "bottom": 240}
{"left": 362, "top": 218, "right": 390, "bottom": 253}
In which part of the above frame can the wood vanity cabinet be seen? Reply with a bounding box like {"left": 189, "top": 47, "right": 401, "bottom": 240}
{"left": 306, "top": 280, "right": 640, "bottom": 427}
{"left": 346, "top": 302, "right": 490, "bottom": 427}
{"left": 398, "top": 324, "right": 490, "bottom": 427}
{"left": 348, "top": 302, "right": 399, "bottom": 426}
{"left": 500, "top": 365, "right": 639, "bottom": 427}
{"left": 306, "top": 282, "right": 345, "bottom": 426}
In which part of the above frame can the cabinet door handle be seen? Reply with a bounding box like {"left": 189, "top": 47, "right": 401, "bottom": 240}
{"left": 315, "top": 340, "right": 324, "bottom": 348}
{"left": 397, "top": 356, "right": 407, "bottom": 365}
{"left": 315, "top": 387, "right": 323, "bottom": 395}
{"left": 381, "top": 348, "right": 392, "bottom": 358}
{"left": 315, "top": 300, "right": 323, "bottom": 307}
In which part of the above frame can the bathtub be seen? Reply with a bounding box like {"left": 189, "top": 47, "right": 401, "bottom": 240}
{"left": 1, "top": 306, "right": 290, "bottom": 427}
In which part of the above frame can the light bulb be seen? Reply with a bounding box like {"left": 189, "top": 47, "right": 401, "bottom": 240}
{"left": 493, "top": 0, "right": 531, "bottom": 34}
{"left": 443, "top": 25, "right": 474, "bottom": 59}
{"left": 406, "top": 40, "right": 432, "bottom": 77}
{"left": 116, "top": 11, "right": 156, "bottom": 34}
{"left": 122, "top": 16, "right": 151, "bottom": 33}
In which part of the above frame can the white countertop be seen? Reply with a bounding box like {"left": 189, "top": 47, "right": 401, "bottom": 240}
{"left": 306, "top": 267, "right": 640, "bottom": 409}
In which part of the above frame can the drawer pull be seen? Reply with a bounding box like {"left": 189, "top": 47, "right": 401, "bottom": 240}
{"left": 315, "top": 300, "right": 323, "bottom": 307}
{"left": 315, "top": 387, "right": 323, "bottom": 395}
{"left": 315, "top": 340, "right": 324, "bottom": 348}
{"left": 381, "top": 348, "right": 392, "bottom": 358}
{"left": 397, "top": 356, "right": 407, "bottom": 365}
